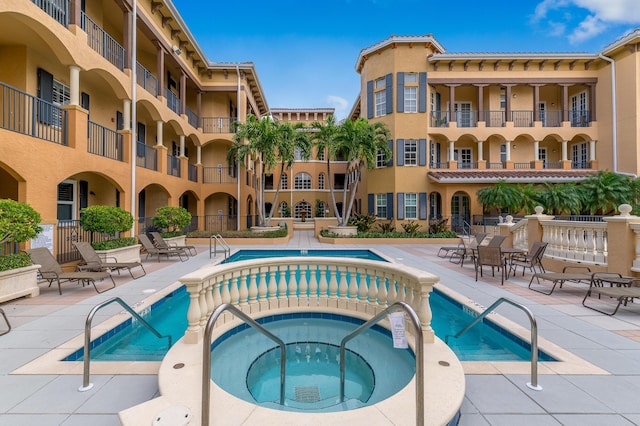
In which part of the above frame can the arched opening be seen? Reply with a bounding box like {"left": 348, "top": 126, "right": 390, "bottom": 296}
{"left": 295, "top": 200, "right": 312, "bottom": 220}
{"left": 204, "top": 192, "right": 237, "bottom": 232}
{"left": 450, "top": 191, "right": 470, "bottom": 233}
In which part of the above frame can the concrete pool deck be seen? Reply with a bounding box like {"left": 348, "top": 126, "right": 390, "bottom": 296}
{"left": 1, "top": 230, "right": 640, "bottom": 425}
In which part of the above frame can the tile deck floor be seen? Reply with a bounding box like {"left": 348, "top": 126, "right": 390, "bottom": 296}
{"left": 1, "top": 231, "right": 640, "bottom": 425}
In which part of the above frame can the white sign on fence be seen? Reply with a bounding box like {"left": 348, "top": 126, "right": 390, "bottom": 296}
{"left": 30, "top": 223, "right": 54, "bottom": 253}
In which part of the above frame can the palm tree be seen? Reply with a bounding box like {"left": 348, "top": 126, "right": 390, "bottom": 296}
{"left": 538, "top": 182, "right": 582, "bottom": 215}
{"left": 578, "top": 170, "right": 632, "bottom": 215}
{"left": 228, "top": 114, "right": 310, "bottom": 226}
{"left": 518, "top": 183, "right": 543, "bottom": 215}
{"left": 310, "top": 115, "right": 340, "bottom": 221}
{"left": 476, "top": 181, "right": 522, "bottom": 214}
{"left": 333, "top": 118, "right": 390, "bottom": 226}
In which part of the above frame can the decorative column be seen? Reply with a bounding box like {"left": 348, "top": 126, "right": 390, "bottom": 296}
{"left": 589, "top": 140, "right": 596, "bottom": 161}
{"left": 532, "top": 85, "right": 540, "bottom": 122}
{"left": 533, "top": 140, "right": 539, "bottom": 160}
{"left": 156, "top": 42, "right": 165, "bottom": 99}
{"left": 561, "top": 84, "right": 569, "bottom": 122}
{"left": 156, "top": 121, "right": 163, "bottom": 146}
{"left": 448, "top": 85, "right": 456, "bottom": 124}
{"left": 123, "top": 99, "right": 131, "bottom": 131}
{"left": 505, "top": 140, "right": 511, "bottom": 161}
{"left": 179, "top": 134, "right": 185, "bottom": 157}
{"left": 69, "top": 65, "right": 80, "bottom": 106}
{"left": 477, "top": 140, "right": 486, "bottom": 169}
{"left": 561, "top": 140, "right": 570, "bottom": 169}
{"left": 180, "top": 72, "right": 187, "bottom": 115}
{"left": 196, "top": 145, "right": 202, "bottom": 165}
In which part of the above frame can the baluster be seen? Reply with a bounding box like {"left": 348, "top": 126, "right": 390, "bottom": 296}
{"left": 595, "top": 228, "right": 607, "bottom": 263}
{"left": 357, "top": 267, "right": 368, "bottom": 304}
{"left": 584, "top": 228, "right": 595, "bottom": 262}
{"left": 258, "top": 266, "right": 268, "bottom": 310}
{"left": 204, "top": 279, "right": 214, "bottom": 319}
{"left": 248, "top": 267, "right": 258, "bottom": 305}
{"left": 339, "top": 265, "right": 349, "bottom": 297}
{"left": 367, "top": 268, "right": 378, "bottom": 308}
{"left": 309, "top": 264, "right": 319, "bottom": 304}
{"left": 377, "top": 271, "right": 388, "bottom": 307}
{"left": 220, "top": 273, "right": 231, "bottom": 304}
{"left": 299, "top": 264, "right": 308, "bottom": 305}
{"left": 278, "top": 265, "right": 288, "bottom": 302}
{"left": 229, "top": 271, "right": 240, "bottom": 305}
{"left": 267, "top": 266, "right": 278, "bottom": 308}
{"left": 199, "top": 286, "right": 208, "bottom": 327}
{"left": 288, "top": 264, "right": 298, "bottom": 307}
{"left": 575, "top": 226, "right": 586, "bottom": 260}
{"left": 212, "top": 275, "right": 223, "bottom": 308}
{"left": 185, "top": 283, "right": 202, "bottom": 344}
{"left": 318, "top": 263, "right": 329, "bottom": 304}
{"left": 348, "top": 267, "right": 359, "bottom": 301}
{"left": 417, "top": 281, "right": 435, "bottom": 343}
{"left": 328, "top": 264, "right": 339, "bottom": 300}
{"left": 387, "top": 273, "right": 397, "bottom": 305}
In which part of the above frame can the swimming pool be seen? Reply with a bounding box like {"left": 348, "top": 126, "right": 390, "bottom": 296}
{"left": 222, "top": 249, "right": 388, "bottom": 263}
{"left": 63, "top": 284, "right": 554, "bottom": 362}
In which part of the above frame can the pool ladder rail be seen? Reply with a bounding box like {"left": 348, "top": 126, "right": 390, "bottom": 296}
{"left": 78, "top": 297, "right": 173, "bottom": 392}
{"left": 445, "top": 297, "right": 542, "bottom": 391}
{"left": 202, "top": 303, "right": 286, "bottom": 425}
{"left": 209, "top": 234, "right": 230, "bottom": 259}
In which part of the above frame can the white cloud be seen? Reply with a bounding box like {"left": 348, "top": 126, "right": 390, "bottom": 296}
{"left": 534, "top": 0, "right": 640, "bottom": 44}
{"left": 327, "top": 95, "right": 349, "bottom": 116}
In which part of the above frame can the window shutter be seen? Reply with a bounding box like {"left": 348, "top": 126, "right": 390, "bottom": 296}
{"left": 396, "top": 139, "right": 405, "bottom": 166}
{"left": 385, "top": 73, "right": 393, "bottom": 115}
{"left": 436, "top": 143, "right": 441, "bottom": 164}
{"left": 367, "top": 193, "right": 374, "bottom": 215}
{"left": 115, "top": 189, "right": 120, "bottom": 208}
{"left": 436, "top": 92, "right": 441, "bottom": 112}
{"left": 366, "top": 80, "right": 374, "bottom": 119}
{"left": 419, "top": 192, "right": 427, "bottom": 220}
{"left": 79, "top": 180, "right": 88, "bottom": 210}
{"left": 386, "top": 192, "right": 394, "bottom": 219}
{"left": 419, "top": 139, "right": 427, "bottom": 166}
{"left": 386, "top": 140, "right": 393, "bottom": 167}
{"left": 37, "top": 68, "right": 53, "bottom": 125}
{"left": 81, "top": 92, "right": 90, "bottom": 111}
{"left": 116, "top": 111, "right": 124, "bottom": 131}
{"left": 397, "top": 193, "right": 405, "bottom": 220}
{"left": 397, "top": 72, "right": 405, "bottom": 113}
{"left": 137, "top": 122, "right": 145, "bottom": 144}
{"left": 419, "top": 72, "right": 427, "bottom": 113}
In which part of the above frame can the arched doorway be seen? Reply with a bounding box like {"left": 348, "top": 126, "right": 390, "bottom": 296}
{"left": 294, "top": 200, "right": 312, "bottom": 220}
{"left": 450, "top": 191, "right": 470, "bottom": 232}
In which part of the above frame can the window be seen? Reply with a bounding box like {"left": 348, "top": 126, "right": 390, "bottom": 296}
{"left": 539, "top": 147, "right": 548, "bottom": 168}
{"left": 404, "top": 73, "right": 418, "bottom": 83}
{"left": 456, "top": 148, "right": 472, "bottom": 168}
{"left": 294, "top": 172, "right": 311, "bottom": 189}
{"left": 500, "top": 89, "right": 506, "bottom": 109}
{"left": 57, "top": 180, "right": 76, "bottom": 221}
{"left": 375, "top": 91, "right": 386, "bottom": 117}
{"left": 317, "top": 149, "right": 325, "bottom": 161}
{"left": 52, "top": 79, "right": 70, "bottom": 127}
{"left": 376, "top": 148, "right": 387, "bottom": 168}
{"left": 404, "top": 87, "right": 417, "bottom": 113}
{"left": 500, "top": 144, "right": 507, "bottom": 162}
{"left": 264, "top": 174, "right": 274, "bottom": 190}
{"left": 405, "top": 193, "right": 417, "bottom": 219}
{"left": 318, "top": 173, "right": 325, "bottom": 190}
{"left": 376, "top": 193, "right": 387, "bottom": 218}
{"left": 294, "top": 147, "right": 303, "bottom": 161}
{"left": 375, "top": 77, "right": 386, "bottom": 90}
{"left": 404, "top": 140, "right": 417, "bottom": 165}
{"left": 278, "top": 201, "right": 288, "bottom": 216}
{"left": 280, "top": 173, "right": 288, "bottom": 189}
{"left": 572, "top": 143, "right": 588, "bottom": 168}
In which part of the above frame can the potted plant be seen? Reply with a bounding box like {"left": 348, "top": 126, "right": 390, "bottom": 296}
{"left": 152, "top": 206, "right": 192, "bottom": 246}
{"left": 80, "top": 205, "right": 140, "bottom": 263}
{"left": 0, "top": 199, "right": 43, "bottom": 303}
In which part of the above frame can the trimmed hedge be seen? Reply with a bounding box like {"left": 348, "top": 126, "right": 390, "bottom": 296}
{"left": 91, "top": 237, "right": 137, "bottom": 251}
{"left": 0, "top": 253, "right": 32, "bottom": 272}
{"left": 320, "top": 230, "right": 458, "bottom": 239}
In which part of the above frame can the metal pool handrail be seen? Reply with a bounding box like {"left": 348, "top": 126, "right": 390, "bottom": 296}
{"left": 339, "top": 301, "right": 424, "bottom": 426}
{"left": 445, "top": 297, "right": 542, "bottom": 391}
{"left": 202, "top": 303, "right": 286, "bottom": 424}
{"left": 209, "top": 233, "right": 230, "bottom": 259}
{"left": 78, "top": 297, "right": 172, "bottom": 392}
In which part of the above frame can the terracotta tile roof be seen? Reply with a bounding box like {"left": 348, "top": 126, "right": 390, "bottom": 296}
{"left": 427, "top": 169, "right": 595, "bottom": 183}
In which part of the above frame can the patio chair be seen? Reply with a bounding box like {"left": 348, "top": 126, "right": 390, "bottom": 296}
{"left": 485, "top": 235, "right": 506, "bottom": 247}
{"left": 527, "top": 265, "right": 593, "bottom": 295}
{"left": 25, "top": 247, "right": 115, "bottom": 295}
{"left": 73, "top": 242, "right": 146, "bottom": 279}
{"left": 138, "top": 234, "right": 189, "bottom": 262}
{"left": 508, "top": 242, "right": 548, "bottom": 277}
{"left": 150, "top": 231, "right": 197, "bottom": 256}
{"left": 437, "top": 232, "right": 487, "bottom": 258}
{"left": 449, "top": 236, "right": 479, "bottom": 267}
{"left": 582, "top": 273, "right": 640, "bottom": 316}
{"left": 474, "top": 245, "right": 507, "bottom": 285}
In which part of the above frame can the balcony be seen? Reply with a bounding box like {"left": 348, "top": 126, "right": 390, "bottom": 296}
{"left": 202, "top": 117, "right": 237, "bottom": 134}
{"left": 430, "top": 109, "right": 591, "bottom": 128}
{"left": 188, "top": 163, "right": 198, "bottom": 182}
{"left": 167, "top": 154, "right": 181, "bottom": 177}
{"left": 81, "top": 12, "right": 125, "bottom": 70}
{"left": 32, "top": 0, "right": 68, "bottom": 27}
{"left": 87, "top": 121, "right": 123, "bottom": 161}
{"left": 202, "top": 166, "right": 237, "bottom": 184}
{"left": 136, "top": 142, "right": 157, "bottom": 171}
{"left": 185, "top": 106, "right": 199, "bottom": 129}
{"left": 569, "top": 110, "right": 591, "bottom": 127}
{"left": 136, "top": 62, "right": 158, "bottom": 97}
{"left": 165, "top": 88, "right": 181, "bottom": 116}
{"left": 0, "top": 82, "right": 67, "bottom": 145}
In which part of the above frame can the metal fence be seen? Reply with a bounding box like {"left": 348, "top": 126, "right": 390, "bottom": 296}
{"left": 136, "top": 143, "right": 158, "bottom": 170}
{"left": 56, "top": 220, "right": 110, "bottom": 263}
{"left": 88, "top": 121, "right": 123, "bottom": 161}
{"left": 32, "top": 0, "right": 68, "bottom": 27}
{"left": 81, "top": 12, "right": 125, "bottom": 70}
{"left": 201, "top": 117, "right": 236, "bottom": 133}
{"left": 136, "top": 62, "right": 158, "bottom": 97}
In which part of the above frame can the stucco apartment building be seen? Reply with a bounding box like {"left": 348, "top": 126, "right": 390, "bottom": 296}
{"left": 351, "top": 32, "right": 640, "bottom": 231}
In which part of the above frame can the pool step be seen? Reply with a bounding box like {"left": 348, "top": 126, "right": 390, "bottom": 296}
{"left": 293, "top": 221, "right": 314, "bottom": 230}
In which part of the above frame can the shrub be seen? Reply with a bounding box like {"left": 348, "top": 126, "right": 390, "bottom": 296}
{"left": 80, "top": 206, "right": 133, "bottom": 236}
{"left": 0, "top": 199, "right": 42, "bottom": 247}
{"left": 320, "top": 229, "right": 458, "bottom": 239}
{"left": 152, "top": 206, "right": 192, "bottom": 234}
{"left": 428, "top": 218, "right": 449, "bottom": 234}
{"left": 0, "top": 253, "right": 32, "bottom": 272}
{"left": 401, "top": 221, "right": 421, "bottom": 235}
{"left": 91, "top": 237, "right": 137, "bottom": 251}
{"left": 187, "top": 229, "right": 287, "bottom": 238}
{"left": 347, "top": 213, "right": 377, "bottom": 233}
{"left": 376, "top": 220, "right": 395, "bottom": 233}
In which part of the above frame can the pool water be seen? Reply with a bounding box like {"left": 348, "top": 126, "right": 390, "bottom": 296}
{"left": 222, "top": 249, "right": 387, "bottom": 263}
{"left": 63, "top": 285, "right": 554, "bottom": 362}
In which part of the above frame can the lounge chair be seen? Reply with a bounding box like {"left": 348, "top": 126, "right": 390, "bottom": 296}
{"left": 474, "top": 245, "right": 507, "bottom": 285}
{"left": 73, "top": 241, "right": 146, "bottom": 279}
{"left": 527, "top": 266, "right": 593, "bottom": 295}
{"left": 449, "top": 236, "right": 478, "bottom": 267}
{"left": 138, "top": 234, "right": 188, "bottom": 262}
{"left": 438, "top": 232, "right": 487, "bottom": 259}
{"left": 25, "top": 247, "right": 115, "bottom": 295}
{"left": 0, "top": 308, "right": 11, "bottom": 336}
{"left": 150, "top": 231, "right": 197, "bottom": 256}
{"left": 508, "top": 242, "right": 548, "bottom": 277}
{"left": 582, "top": 273, "right": 640, "bottom": 316}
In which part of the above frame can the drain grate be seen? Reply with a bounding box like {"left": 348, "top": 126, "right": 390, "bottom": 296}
{"left": 294, "top": 386, "right": 321, "bottom": 403}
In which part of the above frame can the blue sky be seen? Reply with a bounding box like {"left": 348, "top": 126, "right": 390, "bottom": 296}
{"left": 171, "top": 0, "right": 640, "bottom": 119}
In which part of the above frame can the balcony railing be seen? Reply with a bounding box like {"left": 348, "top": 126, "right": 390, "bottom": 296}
{"left": 544, "top": 161, "right": 562, "bottom": 169}
{"left": 572, "top": 161, "right": 591, "bottom": 169}
{"left": 168, "top": 154, "right": 181, "bottom": 177}
{"left": 203, "top": 215, "right": 238, "bottom": 232}
{"left": 188, "top": 163, "right": 198, "bottom": 182}
{"left": 80, "top": 12, "right": 125, "bottom": 70}
{"left": 32, "top": 0, "right": 68, "bottom": 27}
{"left": 185, "top": 106, "right": 199, "bottom": 128}
{"left": 483, "top": 110, "right": 506, "bottom": 127}
{"left": 453, "top": 110, "right": 477, "bottom": 128}
{"left": 136, "top": 62, "right": 158, "bottom": 97}
{"left": 88, "top": 121, "right": 123, "bottom": 161}
{"left": 429, "top": 111, "right": 449, "bottom": 127}
{"left": 136, "top": 142, "right": 157, "bottom": 171}
{"left": 1, "top": 82, "right": 67, "bottom": 145}
{"left": 569, "top": 110, "right": 591, "bottom": 127}
{"left": 488, "top": 162, "right": 505, "bottom": 169}
{"left": 512, "top": 110, "right": 533, "bottom": 127}
{"left": 201, "top": 117, "right": 237, "bottom": 133}
{"left": 541, "top": 110, "right": 562, "bottom": 127}
{"left": 165, "top": 88, "right": 181, "bottom": 115}
{"left": 429, "top": 162, "right": 449, "bottom": 169}
{"left": 203, "top": 166, "right": 238, "bottom": 184}
{"left": 457, "top": 162, "right": 476, "bottom": 169}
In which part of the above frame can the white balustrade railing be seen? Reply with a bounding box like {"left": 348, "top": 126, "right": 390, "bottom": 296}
{"left": 179, "top": 257, "right": 439, "bottom": 344}
{"left": 630, "top": 223, "right": 640, "bottom": 272}
{"left": 540, "top": 220, "right": 607, "bottom": 264}
{"left": 510, "top": 219, "right": 528, "bottom": 250}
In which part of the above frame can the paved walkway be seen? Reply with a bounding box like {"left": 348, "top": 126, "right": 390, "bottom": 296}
{"left": 1, "top": 231, "right": 640, "bottom": 425}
